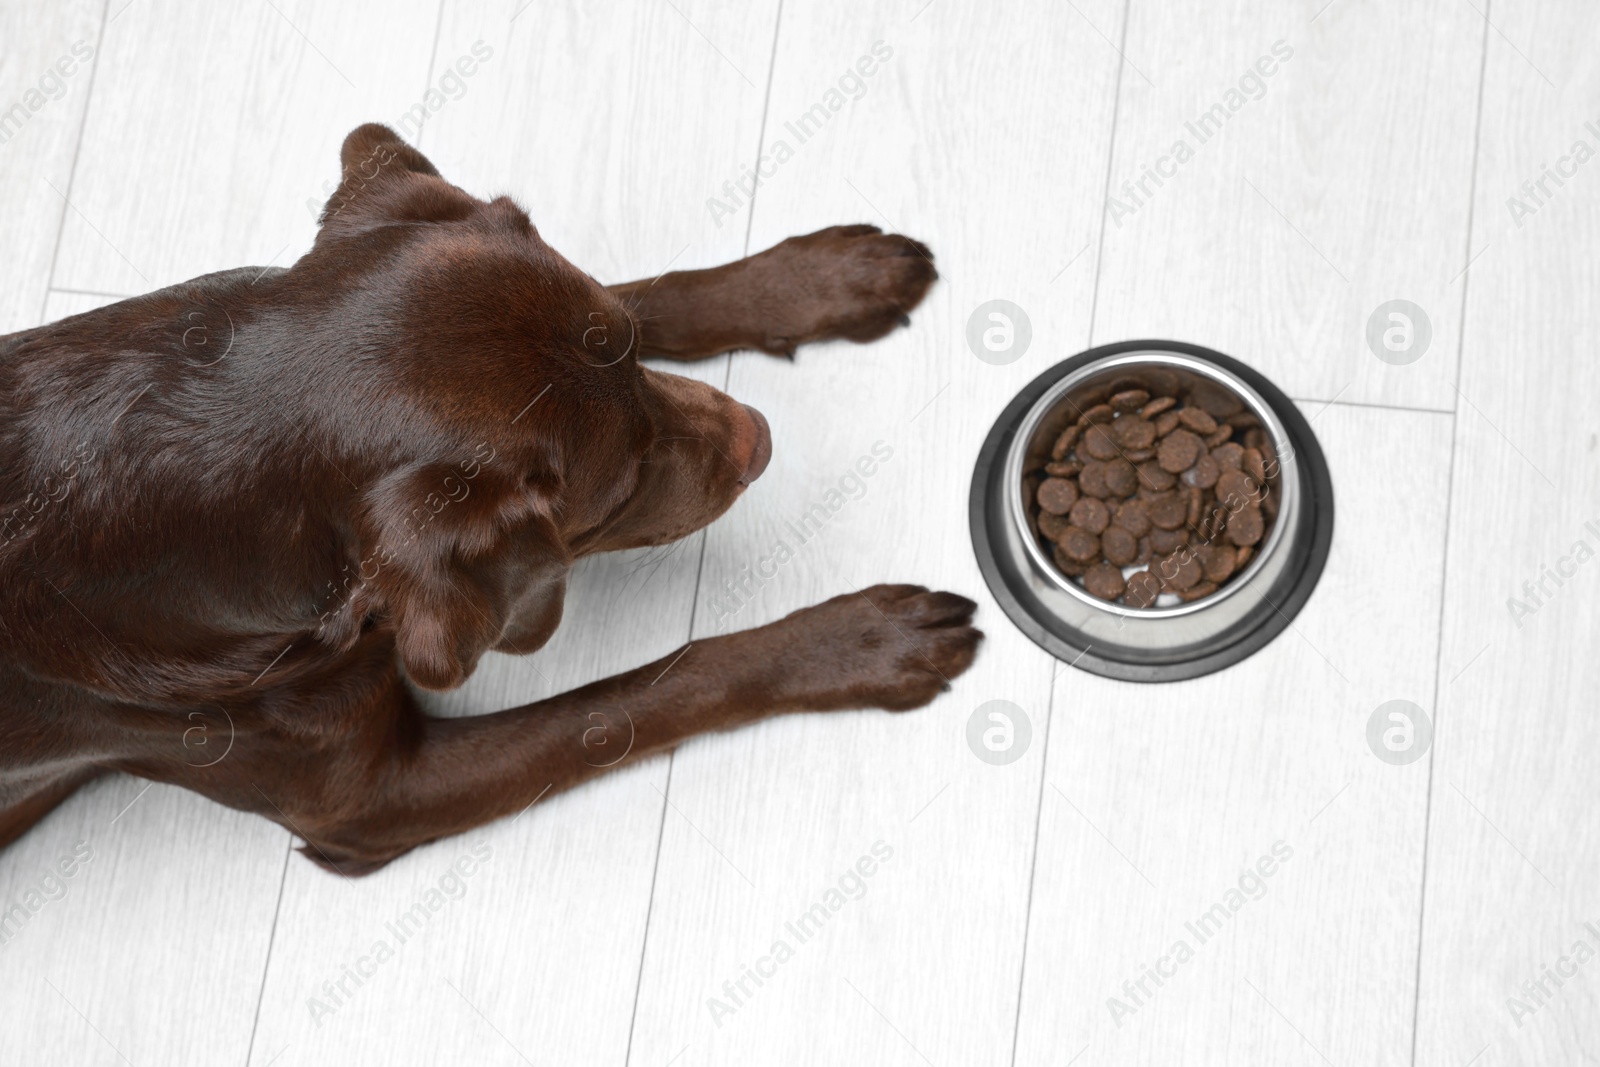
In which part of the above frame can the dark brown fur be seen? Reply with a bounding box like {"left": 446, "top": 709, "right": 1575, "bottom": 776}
{"left": 0, "top": 124, "right": 980, "bottom": 874}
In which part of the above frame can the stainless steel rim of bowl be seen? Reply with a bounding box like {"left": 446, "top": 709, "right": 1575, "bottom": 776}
{"left": 969, "top": 339, "right": 1335, "bottom": 682}
{"left": 1007, "top": 351, "right": 1299, "bottom": 620}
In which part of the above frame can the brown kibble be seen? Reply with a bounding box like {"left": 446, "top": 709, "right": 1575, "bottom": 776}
{"left": 1103, "top": 458, "right": 1138, "bottom": 497}
{"left": 1069, "top": 497, "right": 1110, "bottom": 534}
{"left": 1111, "top": 417, "right": 1157, "bottom": 450}
{"left": 1215, "top": 469, "right": 1259, "bottom": 510}
{"left": 1084, "top": 560, "right": 1127, "bottom": 601}
{"left": 1150, "top": 526, "right": 1189, "bottom": 553}
{"left": 1102, "top": 525, "right": 1138, "bottom": 565}
{"left": 1059, "top": 525, "right": 1101, "bottom": 562}
{"left": 1211, "top": 442, "right": 1244, "bottom": 471}
{"left": 1036, "top": 477, "right": 1079, "bottom": 515}
{"left": 1113, "top": 498, "right": 1152, "bottom": 537}
{"left": 1082, "top": 423, "right": 1120, "bottom": 460}
{"left": 1158, "top": 428, "right": 1203, "bottom": 473}
{"left": 1051, "top": 423, "right": 1081, "bottom": 461}
{"left": 1259, "top": 439, "right": 1279, "bottom": 479}
{"left": 1136, "top": 462, "right": 1176, "bottom": 491}
{"left": 1124, "top": 569, "right": 1163, "bottom": 608}
{"left": 1052, "top": 543, "right": 1089, "bottom": 577}
{"left": 1139, "top": 396, "right": 1176, "bottom": 420}
{"left": 1034, "top": 380, "right": 1277, "bottom": 596}
{"left": 1110, "top": 389, "right": 1150, "bottom": 411}
{"left": 1182, "top": 452, "right": 1220, "bottom": 490}
{"left": 1038, "top": 510, "right": 1069, "bottom": 542}
{"left": 1201, "top": 542, "right": 1236, "bottom": 583}
{"left": 1178, "top": 407, "right": 1218, "bottom": 434}
{"left": 1228, "top": 505, "right": 1265, "bottom": 546}
{"left": 1190, "top": 382, "right": 1243, "bottom": 417}
{"left": 1157, "top": 550, "right": 1203, "bottom": 591}
{"left": 1235, "top": 447, "right": 1260, "bottom": 483}
{"left": 1147, "top": 491, "right": 1187, "bottom": 530}
{"left": 1243, "top": 446, "right": 1267, "bottom": 484}
{"left": 1079, "top": 461, "right": 1111, "bottom": 498}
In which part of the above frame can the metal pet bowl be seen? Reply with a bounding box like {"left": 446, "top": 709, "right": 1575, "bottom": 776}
{"left": 969, "top": 340, "right": 1334, "bottom": 683}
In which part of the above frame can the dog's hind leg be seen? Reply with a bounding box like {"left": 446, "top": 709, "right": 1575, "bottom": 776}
{"left": 607, "top": 225, "right": 936, "bottom": 360}
{"left": 0, "top": 672, "right": 107, "bottom": 853}
{"left": 0, "top": 765, "right": 102, "bottom": 853}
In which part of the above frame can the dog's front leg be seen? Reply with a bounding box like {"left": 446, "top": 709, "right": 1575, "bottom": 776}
{"left": 296, "top": 585, "right": 978, "bottom": 873}
{"left": 609, "top": 225, "right": 937, "bottom": 360}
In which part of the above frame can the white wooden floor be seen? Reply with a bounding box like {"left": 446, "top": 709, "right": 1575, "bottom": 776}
{"left": 2, "top": 1, "right": 1595, "bottom": 1064}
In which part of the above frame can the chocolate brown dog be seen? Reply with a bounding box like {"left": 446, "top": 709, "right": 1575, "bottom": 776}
{"left": 0, "top": 124, "right": 981, "bottom": 874}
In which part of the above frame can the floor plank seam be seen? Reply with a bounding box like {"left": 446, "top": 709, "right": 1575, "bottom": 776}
{"left": 622, "top": 7, "right": 787, "bottom": 1060}
{"left": 1005, "top": 655, "right": 1062, "bottom": 1067}
{"left": 1287, "top": 396, "right": 1452, "bottom": 418}
{"left": 413, "top": 0, "right": 448, "bottom": 151}
{"left": 36, "top": 0, "right": 111, "bottom": 323}
{"left": 1083, "top": 0, "right": 1134, "bottom": 349}
{"left": 739, "top": 0, "right": 785, "bottom": 267}
{"left": 242, "top": 836, "right": 295, "bottom": 1067}
{"left": 1406, "top": 5, "right": 1492, "bottom": 1064}
{"left": 48, "top": 285, "right": 135, "bottom": 302}
{"left": 622, "top": 756, "right": 677, "bottom": 1067}
{"left": 1009, "top": 1, "right": 1133, "bottom": 1061}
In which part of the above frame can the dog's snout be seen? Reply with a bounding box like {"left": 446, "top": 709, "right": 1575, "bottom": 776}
{"left": 737, "top": 404, "right": 771, "bottom": 486}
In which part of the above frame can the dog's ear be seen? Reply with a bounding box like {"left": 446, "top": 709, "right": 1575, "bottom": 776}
{"left": 317, "top": 123, "right": 477, "bottom": 239}
{"left": 354, "top": 458, "right": 570, "bottom": 691}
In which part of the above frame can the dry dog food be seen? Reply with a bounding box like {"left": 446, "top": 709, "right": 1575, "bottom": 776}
{"left": 1029, "top": 380, "right": 1280, "bottom": 607}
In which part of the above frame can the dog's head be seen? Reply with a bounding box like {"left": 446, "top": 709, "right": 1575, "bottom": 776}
{"left": 311, "top": 125, "right": 769, "bottom": 689}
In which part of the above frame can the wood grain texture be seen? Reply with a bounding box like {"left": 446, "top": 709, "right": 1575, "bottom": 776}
{"left": 19, "top": 5, "right": 445, "bottom": 1067}
{"left": 245, "top": 3, "right": 781, "bottom": 1065}
{"left": 1013, "top": 403, "right": 1452, "bottom": 1065}
{"left": 1416, "top": 4, "right": 1600, "bottom": 1065}
{"left": 3, "top": 19, "right": 293, "bottom": 1067}
{"left": 41, "top": 288, "right": 126, "bottom": 323}
{"left": 1093, "top": 0, "right": 1485, "bottom": 412}
{"left": 53, "top": 0, "right": 441, "bottom": 296}
{"left": 0, "top": 0, "right": 103, "bottom": 333}
{"left": 13, "top": 2, "right": 1584, "bottom": 1065}
{"left": 0, "top": 778, "right": 289, "bottom": 1066}
{"left": 626, "top": 2, "right": 1126, "bottom": 1064}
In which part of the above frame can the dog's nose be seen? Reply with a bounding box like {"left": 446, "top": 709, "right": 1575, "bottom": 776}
{"left": 737, "top": 404, "right": 772, "bottom": 486}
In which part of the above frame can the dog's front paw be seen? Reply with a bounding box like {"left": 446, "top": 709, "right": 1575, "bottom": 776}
{"left": 751, "top": 224, "right": 937, "bottom": 354}
{"left": 767, "top": 583, "right": 980, "bottom": 712}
